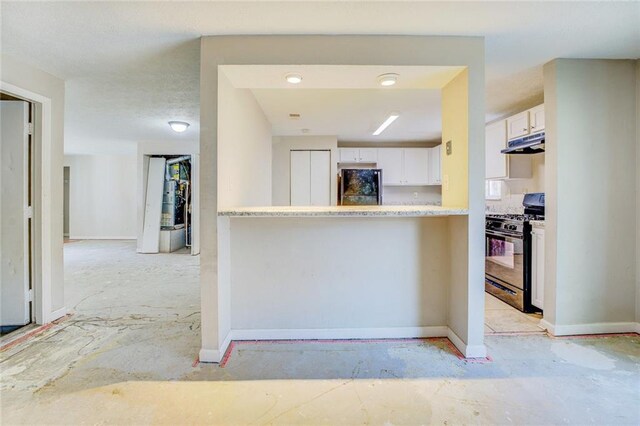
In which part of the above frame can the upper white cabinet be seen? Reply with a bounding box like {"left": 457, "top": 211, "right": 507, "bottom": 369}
{"left": 428, "top": 145, "right": 442, "bottom": 185}
{"left": 339, "top": 148, "right": 377, "bottom": 163}
{"left": 377, "top": 148, "right": 434, "bottom": 186}
{"left": 507, "top": 104, "right": 545, "bottom": 140}
{"left": 529, "top": 104, "right": 545, "bottom": 134}
{"left": 403, "top": 148, "right": 430, "bottom": 185}
{"left": 486, "top": 119, "right": 532, "bottom": 180}
{"left": 507, "top": 111, "right": 530, "bottom": 140}
{"left": 376, "top": 148, "right": 403, "bottom": 185}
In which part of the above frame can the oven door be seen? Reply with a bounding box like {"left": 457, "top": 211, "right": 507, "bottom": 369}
{"left": 485, "top": 230, "right": 524, "bottom": 291}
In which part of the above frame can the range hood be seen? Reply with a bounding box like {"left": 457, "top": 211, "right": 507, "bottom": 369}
{"left": 501, "top": 132, "right": 545, "bottom": 154}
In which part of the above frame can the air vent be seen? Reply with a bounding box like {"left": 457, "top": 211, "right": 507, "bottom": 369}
{"left": 289, "top": 113, "right": 301, "bottom": 119}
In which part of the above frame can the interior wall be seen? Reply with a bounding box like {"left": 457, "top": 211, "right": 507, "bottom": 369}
{"left": 230, "top": 217, "right": 449, "bottom": 331}
{"left": 200, "top": 35, "right": 486, "bottom": 360}
{"left": 1, "top": 54, "right": 66, "bottom": 322}
{"left": 636, "top": 59, "right": 640, "bottom": 325}
{"left": 64, "top": 155, "right": 137, "bottom": 239}
{"left": 272, "top": 135, "right": 338, "bottom": 206}
{"left": 217, "top": 70, "right": 272, "bottom": 209}
{"left": 544, "top": 59, "right": 637, "bottom": 332}
{"left": 383, "top": 186, "right": 442, "bottom": 206}
{"left": 441, "top": 69, "right": 469, "bottom": 209}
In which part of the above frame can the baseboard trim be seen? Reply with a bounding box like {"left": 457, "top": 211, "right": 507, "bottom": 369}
{"left": 199, "top": 331, "right": 232, "bottom": 363}
{"left": 447, "top": 328, "right": 487, "bottom": 358}
{"left": 540, "top": 319, "right": 640, "bottom": 336}
{"left": 68, "top": 236, "right": 136, "bottom": 240}
{"left": 199, "top": 326, "right": 492, "bottom": 364}
{"left": 230, "top": 326, "right": 449, "bottom": 342}
{"left": 46, "top": 307, "right": 66, "bottom": 323}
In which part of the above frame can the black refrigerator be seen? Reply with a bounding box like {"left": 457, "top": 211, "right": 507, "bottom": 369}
{"left": 339, "top": 169, "right": 383, "bottom": 205}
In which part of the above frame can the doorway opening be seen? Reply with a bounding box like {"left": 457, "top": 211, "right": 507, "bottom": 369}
{"left": 141, "top": 155, "right": 193, "bottom": 254}
{"left": 1, "top": 92, "right": 35, "bottom": 336}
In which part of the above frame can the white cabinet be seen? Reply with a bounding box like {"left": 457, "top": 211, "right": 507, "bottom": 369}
{"left": 376, "top": 148, "right": 433, "bottom": 186}
{"left": 507, "top": 104, "right": 545, "bottom": 140}
{"left": 507, "top": 111, "right": 530, "bottom": 140}
{"left": 529, "top": 104, "right": 545, "bottom": 134}
{"left": 290, "top": 150, "right": 331, "bottom": 206}
{"left": 485, "top": 119, "right": 532, "bottom": 180}
{"left": 428, "top": 145, "right": 442, "bottom": 185}
{"left": 376, "top": 148, "right": 403, "bottom": 185}
{"left": 339, "top": 148, "right": 377, "bottom": 163}
{"left": 531, "top": 225, "right": 545, "bottom": 311}
{"left": 403, "top": 148, "right": 430, "bottom": 185}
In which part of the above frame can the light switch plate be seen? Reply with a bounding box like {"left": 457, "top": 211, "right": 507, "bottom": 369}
{"left": 446, "top": 140, "right": 452, "bottom": 155}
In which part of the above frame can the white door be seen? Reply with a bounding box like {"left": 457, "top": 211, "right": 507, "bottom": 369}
{"left": 376, "top": 148, "right": 403, "bottom": 185}
{"left": 290, "top": 150, "right": 311, "bottom": 205}
{"left": 358, "top": 148, "right": 377, "bottom": 163}
{"left": 1, "top": 101, "right": 31, "bottom": 328}
{"left": 403, "top": 148, "right": 430, "bottom": 185}
{"left": 529, "top": 105, "right": 545, "bottom": 134}
{"left": 485, "top": 120, "right": 508, "bottom": 179}
{"left": 507, "top": 111, "right": 530, "bottom": 140}
{"left": 309, "top": 151, "right": 331, "bottom": 206}
{"left": 141, "top": 157, "right": 166, "bottom": 253}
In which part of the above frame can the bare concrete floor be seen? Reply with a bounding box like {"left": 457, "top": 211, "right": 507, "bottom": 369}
{"left": 1, "top": 240, "right": 639, "bottom": 425}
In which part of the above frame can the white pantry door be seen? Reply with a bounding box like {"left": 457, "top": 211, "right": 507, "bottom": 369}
{"left": 290, "top": 150, "right": 311, "bottom": 206}
{"left": 290, "top": 150, "right": 331, "bottom": 206}
{"left": 1, "top": 100, "right": 31, "bottom": 328}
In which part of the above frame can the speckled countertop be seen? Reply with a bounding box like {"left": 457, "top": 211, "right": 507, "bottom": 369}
{"left": 218, "top": 205, "right": 468, "bottom": 218}
{"left": 530, "top": 220, "right": 545, "bottom": 228}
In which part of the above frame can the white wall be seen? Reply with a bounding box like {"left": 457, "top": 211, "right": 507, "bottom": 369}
{"left": 1, "top": 54, "right": 66, "bottom": 323}
{"left": 636, "top": 59, "right": 640, "bottom": 325}
{"left": 383, "top": 186, "right": 442, "bottom": 205}
{"left": 486, "top": 154, "right": 545, "bottom": 213}
{"left": 272, "top": 135, "right": 338, "bottom": 206}
{"left": 544, "top": 59, "right": 638, "bottom": 333}
{"left": 64, "top": 155, "right": 137, "bottom": 239}
{"left": 230, "top": 217, "right": 449, "bottom": 330}
{"left": 217, "top": 70, "right": 272, "bottom": 209}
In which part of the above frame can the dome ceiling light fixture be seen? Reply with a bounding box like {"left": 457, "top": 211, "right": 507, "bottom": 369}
{"left": 168, "top": 121, "right": 190, "bottom": 133}
{"left": 377, "top": 73, "right": 399, "bottom": 87}
{"left": 285, "top": 73, "right": 303, "bottom": 84}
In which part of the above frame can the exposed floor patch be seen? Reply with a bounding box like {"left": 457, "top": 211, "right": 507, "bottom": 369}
{"left": 1, "top": 241, "right": 638, "bottom": 425}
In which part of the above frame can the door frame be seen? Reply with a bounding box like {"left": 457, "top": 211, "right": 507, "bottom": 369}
{"left": 0, "top": 81, "right": 58, "bottom": 325}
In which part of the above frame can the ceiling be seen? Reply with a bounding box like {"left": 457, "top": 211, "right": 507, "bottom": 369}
{"left": 1, "top": 1, "right": 638, "bottom": 155}
{"left": 223, "top": 65, "right": 460, "bottom": 142}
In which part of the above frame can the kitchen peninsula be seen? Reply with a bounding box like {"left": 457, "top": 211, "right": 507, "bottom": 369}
{"left": 199, "top": 35, "right": 486, "bottom": 363}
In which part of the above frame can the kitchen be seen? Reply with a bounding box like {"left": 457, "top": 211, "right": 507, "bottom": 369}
{"left": 484, "top": 103, "right": 547, "bottom": 333}
{"left": 200, "top": 35, "right": 487, "bottom": 364}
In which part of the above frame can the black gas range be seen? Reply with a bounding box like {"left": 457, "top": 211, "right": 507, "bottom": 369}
{"left": 485, "top": 193, "right": 544, "bottom": 313}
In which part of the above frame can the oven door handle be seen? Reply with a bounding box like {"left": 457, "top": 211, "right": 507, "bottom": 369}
{"left": 486, "top": 230, "right": 522, "bottom": 240}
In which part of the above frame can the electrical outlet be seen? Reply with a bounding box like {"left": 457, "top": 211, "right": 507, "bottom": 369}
{"left": 443, "top": 174, "right": 450, "bottom": 191}
{"left": 413, "top": 192, "right": 418, "bottom": 199}
{"left": 446, "top": 140, "right": 452, "bottom": 155}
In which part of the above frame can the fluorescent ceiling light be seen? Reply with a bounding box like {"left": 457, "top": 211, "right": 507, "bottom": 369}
{"left": 377, "top": 73, "right": 399, "bottom": 87}
{"left": 168, "top": 121, "right": 190, "bottom": 133}
{"left": 373, "top": 114, "right": 399, "bottom": 136}
{"left": 285, "top": 73, "right": 303, "bottom": 84}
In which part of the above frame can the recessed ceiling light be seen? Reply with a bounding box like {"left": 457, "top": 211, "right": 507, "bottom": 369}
{"left": 373, "top": 114, "right": 400, "bottom": 136}
{"left": 168, "top": 121, "right": 190, "bottom": 133}
{"left": 285, "top": 73, "right": 303, "bottom": 84}
{"left": 377, "top": 73, "right": 399, "bottom": 87}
